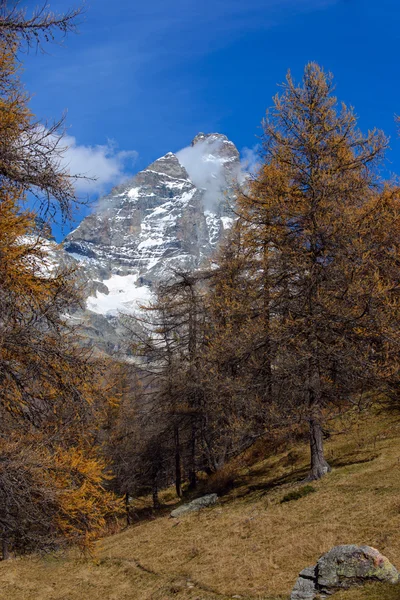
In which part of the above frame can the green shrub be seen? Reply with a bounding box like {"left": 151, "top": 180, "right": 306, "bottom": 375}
{"left": 280, "top": 485, "right": 316, "bottom": 503}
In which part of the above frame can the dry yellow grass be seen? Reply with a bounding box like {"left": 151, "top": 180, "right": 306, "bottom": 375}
{"left": 1, "top": 407, "right": 400, "bottom": 600}
{"left": 336, "top": 582, "right": 400, "bottom": 599}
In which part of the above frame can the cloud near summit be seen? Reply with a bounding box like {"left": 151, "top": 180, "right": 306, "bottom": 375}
{"left": 62, "top": 135, "right": 138, "bottom": 197}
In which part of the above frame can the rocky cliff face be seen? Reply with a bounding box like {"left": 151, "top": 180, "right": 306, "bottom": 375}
{"left": 58, "top": 133, "right": 240, "bottom": 353}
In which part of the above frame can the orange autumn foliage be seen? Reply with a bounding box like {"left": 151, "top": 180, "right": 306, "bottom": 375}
{"left": 0, "top": 26, "right": 122, "bottom": 559}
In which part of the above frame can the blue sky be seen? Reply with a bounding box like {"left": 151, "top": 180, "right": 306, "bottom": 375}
{"left": 22, "top": 0, "right": 400, "bottom": 239}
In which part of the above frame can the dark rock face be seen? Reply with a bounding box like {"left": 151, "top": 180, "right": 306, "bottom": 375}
{"left": 290, "top": 545, "right": 399, "bottom": 600}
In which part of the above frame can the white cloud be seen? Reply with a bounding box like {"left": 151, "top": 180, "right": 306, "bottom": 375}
{"left": 61, "top": 134, "right": 138, "bottom": 196}
{"left": 176, "top": 137, "right": 241, "bottom": 210}
{"left": 240, "top": 145, "right": 262, "bottom": 177}
{"left": 176, "top": 138, "right": 264, "bottom": 209}
{"left": 62, "top": 133, "right": 260, "bottom": 208}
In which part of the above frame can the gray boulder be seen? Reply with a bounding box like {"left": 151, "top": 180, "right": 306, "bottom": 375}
{"left": 170, "top": 494, "right": 218, "bottom": 518}
{"left": 291, "top": 567, "right": 318, "bottom": 600}
{"left": 290, "top": 545, "right": 399, "bottom": 599}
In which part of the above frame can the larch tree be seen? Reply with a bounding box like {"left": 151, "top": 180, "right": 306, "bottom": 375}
{"left": 199, "top": 224, "right": 267, "bottom": 465}
{"left": 0, "top": 1, "right": 87, "bottom": 220}
{"left": 0, "top": 1, "right": 82, "bottom": 52}
{"left": 0, "top": 4, "right": 123, "bottom": 558}
{"left": 115, "top": 265, "right": 258, "bottom": 502}
{"left": 236, "top": 63, "right": 397, "bottom": 479}
{"left": 120, "top": 271, "right": 209, "bottom": 497}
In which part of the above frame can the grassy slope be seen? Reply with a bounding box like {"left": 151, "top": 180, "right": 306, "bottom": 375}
{"left": 1, "top": 408, "right": 400, "bottom": 600}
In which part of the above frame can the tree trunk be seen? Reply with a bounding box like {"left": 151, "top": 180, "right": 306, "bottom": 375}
{"left": 187, "top": 282, "right": 198, "bottom": 492}
{"left": 306, "top": 347, "right": 330, "bottom": 480}
{"left": 308, "top": 416, "right": 331, "bottom": 480}
{"left": 2, "top": 538, "right": 9, "bottom": 561}
{"left": 125, "top": 493, "right": 132, "bottom": 526}
{"left": 262, "top": 242, "right": 272, "bottom": 404}
{"left": 188, "top": 421, "right": 197, "bottom": 491}
{"left": 174, "top": 425, "right": 182, "bottom": 498}
{"left": 152, "top": 482, "right": 160, "bottom": 510}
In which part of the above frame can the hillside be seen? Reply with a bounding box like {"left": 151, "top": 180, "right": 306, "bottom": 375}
{"left": 1, "top": 407, "right": 400, "bottom": 600}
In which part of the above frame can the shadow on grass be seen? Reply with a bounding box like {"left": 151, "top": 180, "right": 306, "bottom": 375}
{"left": 226, "top": 451, "right": 379, "bottom": 503}
{"left": 329, "top": 453, "right": 379, "bottom": 469}
{"left": 127, "top": 449, "right": 379, "bottom": 524}
{"left": 234, "top": 465, "right": 311, "bottom": 501}
{"left": 126, "top": 503, "right": 176, "bottom": 527}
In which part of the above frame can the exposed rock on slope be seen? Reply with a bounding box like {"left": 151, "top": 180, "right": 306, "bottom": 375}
{"left": 170, "top": 494, "right": 218, "bottom": 518}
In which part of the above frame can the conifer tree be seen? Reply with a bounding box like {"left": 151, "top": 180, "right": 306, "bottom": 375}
{"left": 0, "top": 2, "right": 85, "bottom": 220}
{"left": 0, "top": 4, "right": 122, "bottom": 558}
{"left": 235, "top": 63, "right": 397, "bottom": 479}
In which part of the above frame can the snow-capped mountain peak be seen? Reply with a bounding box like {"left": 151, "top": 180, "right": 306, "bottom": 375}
{"left": 61, "top": 133, "right": 240, "bottom": 352}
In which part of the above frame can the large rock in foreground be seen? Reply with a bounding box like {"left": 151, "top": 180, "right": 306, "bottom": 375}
{"left": 291, "top": 545, "right": 399, "bottom": 599}
{"left": 170, "top": 494, "right": 218, "bottom": 518}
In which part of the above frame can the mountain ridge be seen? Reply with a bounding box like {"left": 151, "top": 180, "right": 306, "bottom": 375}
{"left": 54, "top": 132, "right": 240, "bottom": 353}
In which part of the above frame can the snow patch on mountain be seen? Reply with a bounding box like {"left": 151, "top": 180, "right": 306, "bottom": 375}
{"left": 127, "top": 186, "right": 141, "bottom": 201}
{"left": 86, "top": 273, "right": 153, "bottom": 317}
{"left": 205, "top": 211, "right": 221, "bottom": 246}
{"left": 221, "top": 216, "right": 234, "bottom": 230}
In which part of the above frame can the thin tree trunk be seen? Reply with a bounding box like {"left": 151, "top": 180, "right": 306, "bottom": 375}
{"left": 308, "top": 416, "right": 331, "bottom": 480}
{"left": 125, "top": 493, "right": 132, "bottom": 526}
{"left": 262, "top": 242, "right": 272, "bottom": 403}
{"left": 188, "top": 421, "right": 197, "bottom": 491}
{"left": 2, "top": 538, "right": 9, "bottom": 561}
{"left": 188, "top": 281, "right": 198, "bottom": 492}
{"left": 152, "top": 482, "right": 160, "bottom": 510}
{"left": 174, "top": 425, "right": 182, "bottom": 498}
